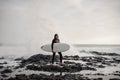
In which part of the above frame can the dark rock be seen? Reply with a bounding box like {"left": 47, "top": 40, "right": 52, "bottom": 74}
{"left": 113, "top": 73, "right": 120, "bottom": 76}
{"left": 97, "top": 65, "right": 105, "bottom": 68}
{"left": 82, "top": 66, "right": 96, "bottom": 71}
{"left": 1, "top": 74, "right": 8, "bottom": 77}
{"left": 0, "top": 65, "right": 4, "bottom": 69}
{"left": 7, "top": 77, "right": 15, "bottom": 80}
{"left": 80, "top": 56, "right": 109, "bottom": 64}
{"left": 63, "top": 55, "right": 80, "bottom": 60}
{"left": 0, "top": 56, "right": 4, "bottom": 59}
{"left": 0, "top": 61, "right": 7, "bottom": 65}
{"left": 94, "top": 73, "right": 105, "bottom": 76}
{"left": 26, "top": 62, "right": 96, "bottom": 72}
{"left": 26, "top": 63, "right": 83, "bottom": 72}
{"left": 7, "top": 74, "right": 28, "bottom": 80}
{"left": 64, "top": 61, "right": 76, "bottom": 64}
{"left": 93, "top": 78, "right": 103, "bottom": 80}
{"left": 73, "top": 55, "right": 80, "bottom": 60}
{"left": 86, "top": 62, "right": 93, "bottom": 66}
{"left": 29, "top": 74, "right": 41, "bottom": 79}
{"left": 109, "top": 78, "right": 120, "bottom": 80}
{"left": 20, "top": 54, "right": 60, "bottom": 67}
{"left": 0, "top": 78, "right": 4, "bottom": 80}
{"left": 112, "top": 71, "right": 120, "bottom": 76}
{"left": 15, "top": 74, "right": 28, "bottom": 80}
{"left": 14, "top": 57, "right": 24, "bottom": 61}
{"left": 102, "top": 61, "right": 111, "bottom": 66}
{"left": 14, "top": 66, "right": 20, "bottom": 69}
{"left": 7, "top": 73, "right": 91, "bottom": 80}
{"left": 115, "top": 71, "right": 120, "bottom": 73}
{"left": 1, "top": 68, "right": 12, "bottom": 74}
{"left": 113, "top": 58, "right": 120, "bottom": 63}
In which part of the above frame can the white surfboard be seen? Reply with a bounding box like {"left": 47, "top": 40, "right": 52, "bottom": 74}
{"left": 41, "top": 43, "right": 70, "bottom": 52}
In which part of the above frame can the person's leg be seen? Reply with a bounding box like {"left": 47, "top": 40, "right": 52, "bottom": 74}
{"left": 52, "top": 52, "right": 56, "bottom": 64}
{"left": 58, "top": 52, "right": 62, "bottom": 63}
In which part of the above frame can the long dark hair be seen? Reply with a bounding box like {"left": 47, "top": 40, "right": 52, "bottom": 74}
{"left": 54, "top": 34, "right": 58, "bottom": 39}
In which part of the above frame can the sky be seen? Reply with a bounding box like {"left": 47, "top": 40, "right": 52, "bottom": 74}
{"left": 0, "top": 0, "right": 120, "bottom": 45}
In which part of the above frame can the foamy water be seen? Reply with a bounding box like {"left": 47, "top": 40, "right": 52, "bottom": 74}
{"left": 74, "top": 45, "right": 120, "bottom": 54}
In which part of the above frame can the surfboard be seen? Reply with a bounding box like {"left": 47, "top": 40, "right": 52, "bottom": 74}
{"left": 41, "top": 43, "right": 70, "bottom": 52}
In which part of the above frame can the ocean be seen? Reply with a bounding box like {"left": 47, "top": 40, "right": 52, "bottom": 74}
{"left": 74, "top": 44, "right": 120, "bottom": 54}
{"left": 0, "top": 45, "right": 120, "bottom": 58}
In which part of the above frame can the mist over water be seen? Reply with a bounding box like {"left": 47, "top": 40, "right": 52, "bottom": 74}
{"left": 75, "top": 45, "right": 120, "bottom": 54}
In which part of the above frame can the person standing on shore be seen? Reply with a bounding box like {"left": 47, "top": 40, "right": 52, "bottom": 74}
{"left": 51, "top": 34, "right": 63, "bottom": 64}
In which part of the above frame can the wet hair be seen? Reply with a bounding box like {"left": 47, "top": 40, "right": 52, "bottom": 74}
{"left": 54, "top": 34, "right": 58, "bottom": 39}
{"left": 55, "top": 34, "right": 58, "bottom": 36}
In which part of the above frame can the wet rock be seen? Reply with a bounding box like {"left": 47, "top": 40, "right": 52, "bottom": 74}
{"left": 97, "top": 65, "right": 105, "bottom": 68}
{"left": 80, "top": 56, "right": 109, "bottom": 64}
{"left": 64, "top": 61, "right": 76, "bottom": 64}
{"left": 63, "top": 55, "right": 80, "bottom": 60}
{"left": 81, "top": 57, "right": 91, "bottom": 62}
{"left": 16, "top": 54, "right": 97, "bottom": 72}
{"left": 113, "top": 58, "right": 120, "bottom": 63}
{"left": 1, "top": 68, "right": 12, "bottom": 74}
{"left": 7, "top": 73, "right": 91, "bottom": 80}
{"left": 14, "top": 57, "right": 24, "bottom": 61}
{"left": 29, "top": 74, "right": 50, "bottom": 80}
{"left": 20, "top": 54, "right": 60, "bottom": 67}
{"left": 93, "top": 78, "right": 103, "bottom": 80}
{"left": 7, "top": 77, "right": 14, "bottom": 80}
{"left": 1, "top": 74, "right": 8, "bottom": 77}
{"left": 86, "top": 62, "right": 93, "bottom": 66}
{"left": 113, "top": 73, "right": 120, "bottom": 76}
{"left": 14, "top": 66, "right": 21, "bottom": 69}
{"left": 26, "top": 62, "right": 96, "bottom": 72}
{"left": 112, "top": 71, "right": 120, "bottom": 76}
{"left": 16, "top": 74, "right": 28, "bottom": 80}
{"left": 82, "top": 66, "right": 96, "bottom": 71}
{"left": 26, "top": 63, "right": 83, "bottom": 72}
{"left": 0, "top": 56, "right": 4, "bottom": 59}
{"left": 8, "top": 74, "right": 28, "bottom": 80}
{"left": 0, "top": 61, "right": 7, "bottom": 65}
{"left": 94, "top": 73, "right": 105, "bottom": 76}
{"left": 109, "top": 78, "right": 120, "bottom": 80}
{"left": 73, "top": 55, "right": 80, "bottom": 60}
{"left": 115, "top": 71, "right": 120, "bottom": 73}
{"left": 102, "top": 61, "right": 111, "bottom": 66}
{"left": 0, "top": 65, "right": 4, "bottom": 69}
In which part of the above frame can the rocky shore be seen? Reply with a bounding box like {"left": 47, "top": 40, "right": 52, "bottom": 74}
{"left": 0, "top": 53, "right": 120, "bottom": 80}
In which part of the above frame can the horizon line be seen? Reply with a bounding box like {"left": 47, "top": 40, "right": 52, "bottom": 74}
{"left": 73, "top": 44, "right": 120, "bottom": 46}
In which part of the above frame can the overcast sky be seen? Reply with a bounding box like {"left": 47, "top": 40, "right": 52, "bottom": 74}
{"left": 0, "top": 0, "right": 120, "bottom": 45}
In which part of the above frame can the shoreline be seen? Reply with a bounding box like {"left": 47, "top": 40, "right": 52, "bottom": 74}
{"left": 0, "top": 52, "right": 120, "bottom": 80}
